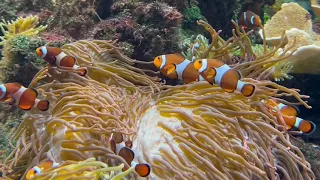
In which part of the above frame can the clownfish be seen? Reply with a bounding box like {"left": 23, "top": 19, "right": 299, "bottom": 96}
{"left": 264, "top": 99, "right": 316, "bottom": 135}
{"left": 0, "top": 83, "right": 49, "bottom": 111}
{"left": 264, "top": 99, "right": 299, "bottom": 117}
{"left": 26, "top": 160, "right": 59, "bottom": 180}
{"left": 36, "top": 46, "right": 87, "bottom": 76}
{"left": 109, "top": 132, "right": 151, "bottom": 177}
{"left": 237, "top": 10, "right": 262, "bottom": 29}
{"left": 193, "top": 59, "right": 256, "bottom": 97}
{"left": 153, "top": 54, "right": 201, "bottom": 84}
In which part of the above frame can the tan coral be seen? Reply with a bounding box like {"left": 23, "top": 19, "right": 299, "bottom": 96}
{"left": 260, "top": 2, "right": 312, "bottom": 46}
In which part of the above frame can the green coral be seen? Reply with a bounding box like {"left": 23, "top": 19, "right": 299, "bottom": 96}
{"left": 182, "top": 5, "right": 205, "bottom": 24}
{"left": 0, "top": 35, "right": 47, "bottom": 84}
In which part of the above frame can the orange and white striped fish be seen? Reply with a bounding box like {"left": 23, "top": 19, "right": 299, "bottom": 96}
{"left": 26, "top": 160, "right": 59, "bottom": 180}
{"left": 264, "top": 99, "right": 299, "bottom": 117}
{"left": 109, "top": 132, "right": 151, "bottom": 177}
{"left": 193, "top": 59, "right": 256, "bottom": 97}
{"left": 264, "top": 99, "right": 316, "bottom": 135}
{"left": 36, "top": 46, "right": 87, "bottom": 76}
{"left": 153, "top": 54, "right": 201, "bottom": 84}
{"left": 0, "top": 83, "right": 49, "bottom": 111}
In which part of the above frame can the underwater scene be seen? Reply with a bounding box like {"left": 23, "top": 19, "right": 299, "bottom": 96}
{"left": 1, "top": 0, "right": 320, "bottom": 179}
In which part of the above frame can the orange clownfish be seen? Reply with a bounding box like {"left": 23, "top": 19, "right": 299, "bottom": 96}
{"left": 153, "top": 54, "right": 200, "bottom": 84}
{"left": 36, "top": 46, "right": 87, "bottom": 76}
{"left": 237, "top": 10, "right": 262, "bottom": 29}
{"left": 264, "top": 99, "right": 299, "bottom": 117}
{"left": 0, "top": 83, "right": 49, "bottom": 111}
{"left": 109, "top": 132, "right": 151, "bottom": 177}
{"left": 264, "top": 99, "right": 316, "bottom": 135}
{"left": 26, "top": 160, "right": 59, "bottom": 180}
{"left": 193, "top": 59, "right": 256, "bottom": 97}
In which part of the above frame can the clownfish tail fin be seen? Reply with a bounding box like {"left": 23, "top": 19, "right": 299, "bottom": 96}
{"left": 37, "top": 100, "right": 50, "bottom": 111}
{"left": 31, "top": 88, "right": 39, "bottom": 97}
{"left": 301, "top": 120, "right": 317, "bottom": 135}
{"left": 241, "top": 83, "right": 256, "bottom": 97}
{"left": 135, "top": 163, "right": 151, "bottom": 177}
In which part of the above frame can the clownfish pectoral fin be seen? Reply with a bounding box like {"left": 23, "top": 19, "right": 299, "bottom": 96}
{"left": 241, "top": 83, "right": 256, "bottom": 97}
{"left": 37, "top": 100, "right": 50, "bottom": 111}
{"left": 164, "top": 64, "right": 176, "bottom": 75}
{"left": 206, "top": 68, "right": 216, "bottom": 79}
{"left": 135, "top": 163, "right": 151, "bottom": 177}
{"left": 119, "top": 147, "right": 135, "bottom": 170}
{"left": 300, "top": 120, "right": 317, "bottom": 135}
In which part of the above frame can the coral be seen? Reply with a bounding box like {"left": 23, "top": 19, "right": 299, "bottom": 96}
{"left": 182, "top": 4, "right": 205, "bottom": 24}
{"left": 0, "top": 39, "right": 316, "bottom": 179}
{"left": 260, "top": 3, "right": 320, "bottom": 75}
{"left": 47, "top": 0, "right": 98, "bottom": 39}
{"left": 0, "top": 0, "right": 18, "bottom": 21}
{"left": 0, "top": 36, "right": 47, "bottom": 85}
{"left": 92, "top": 1, "right": 183, "bottom": 61}
{"left": 0, "top": 15, "right": 47, "bottom": 85}
{"left": 262, "top": 3, "right": 313, "bottom": 46}
{"left": 0, "top": 15, "right": 47, "bottom": 46}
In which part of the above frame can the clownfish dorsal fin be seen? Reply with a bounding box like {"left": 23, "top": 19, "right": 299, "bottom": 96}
{"left": 163, "top": 63, "right": 176, "bottom": 75}
{"left": 165, "top": 53, "right": 185, "bottom": 64}
{"left": 206, "top": 68, "right": 216, "bottom": 79}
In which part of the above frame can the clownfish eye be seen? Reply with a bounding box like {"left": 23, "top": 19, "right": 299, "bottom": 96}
{"left": 157, "top": 57, "right": 160, "bottom": 60}
{"left": 199, "top": 61, "right": 202, "bottom": 64}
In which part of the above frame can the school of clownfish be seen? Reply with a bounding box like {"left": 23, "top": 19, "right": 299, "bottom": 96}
{"left": 0, "top": 11, "right": 317, "bottom": 179}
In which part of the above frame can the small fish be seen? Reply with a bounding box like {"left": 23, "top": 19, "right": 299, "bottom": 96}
{"left": 26, "top": 160, "right": 59, "bottom": 180}
{"left": 0, "top": 83, "right": 49, "bottom": 111}
{"left": 237, "top": 10, "right": 262, "bottom": 29}
{"left": 153, "top": 54, "right": 200, "bottom": 84}
{"left": 109, "top": 132, "right": 151, "bottom": 177}
{"left": 264, "top": 99, "right": 316, "bottom": 135}
{"left": 193, "top": 59, "right": 256, "bottom": 97}
{"left": 36, "top": 46, "right": 87, "bottom": 76}
{"left": 264, "top": 99, "right": 299, "bottom": 117}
